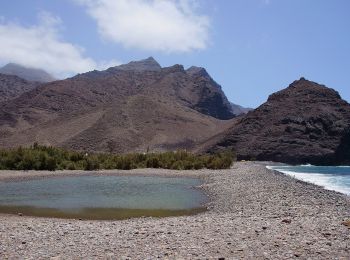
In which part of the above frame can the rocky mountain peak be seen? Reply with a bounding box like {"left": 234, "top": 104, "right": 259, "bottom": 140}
{"left": 186, "top": 66, "right": 210, "bottom": 78}
{"left": 267, "top": 78, "right": 341, "bottom": 103}
{"left": 162, "top": 64, "right": 185, "bottom": 73}
{"left": 114, "top": 57, "right": 162, "bottom": 72}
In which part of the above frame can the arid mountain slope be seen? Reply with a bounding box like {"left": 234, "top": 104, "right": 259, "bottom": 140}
{"left": 0, "top": 58, "right": 234, "bottom": 152}
{"left": 204, "top": 78, "right": 350, "bottom": 165}
{"left": 0, "top": 73, "right": 40, "bottom": 102}
{"left": 0, "top": 63, "right": 55, "bottom": 83}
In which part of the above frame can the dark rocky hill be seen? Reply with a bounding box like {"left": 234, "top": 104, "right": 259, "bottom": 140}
{"left": 0, "top": 58, "right": 234, "bottom": 152}
{"left": 203, "top": 78, "right": 350, "bottom": 165}
{"left": 0, "top": 73, "right": 40, "bottom": 102}
{"left": 0, "top": 63, "right": 55, "bottom": 83}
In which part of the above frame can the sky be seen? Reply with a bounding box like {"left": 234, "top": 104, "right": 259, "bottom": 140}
{"left": 1, "top": 0, "right": 349, "bottom": 108}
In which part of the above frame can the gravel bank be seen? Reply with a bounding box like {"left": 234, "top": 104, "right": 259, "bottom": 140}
{"left": 0, "top": 162, "right": 349, "bottom": 259}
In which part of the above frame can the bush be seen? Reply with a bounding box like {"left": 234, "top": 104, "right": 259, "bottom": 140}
{"left": 84, "top": 157, "right": 100, "bottom": 171}
{"left": 146, "top": 157, "right": 160, "bottom": 168}
{"left": 66, "top": 162, "right": 77, "bottom": 170}
{"left": 171, "top": 161, "right": 184, "bottom": 170}
{"left": 0, "top": 145, "right": 235, "bottom": 171}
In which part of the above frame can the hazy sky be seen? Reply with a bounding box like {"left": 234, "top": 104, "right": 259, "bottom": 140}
{"left": 1, "top": 0, "right": 349, "bottom": 107}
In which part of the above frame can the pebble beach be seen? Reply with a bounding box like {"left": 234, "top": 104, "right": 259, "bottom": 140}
{"left": 0, "top": 162, "right": 349, "bottom": 259}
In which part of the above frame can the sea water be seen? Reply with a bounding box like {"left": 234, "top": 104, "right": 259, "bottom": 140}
{"left": 0, "top": 175, "right": 207, "bottom": 219}
{"left": 267, "top": 165, "right": 350, "bottom": 195}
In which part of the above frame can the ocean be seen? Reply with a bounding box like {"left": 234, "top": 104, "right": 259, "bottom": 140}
{"left": 267, "top": 165, "right": 350, "bottom": 195}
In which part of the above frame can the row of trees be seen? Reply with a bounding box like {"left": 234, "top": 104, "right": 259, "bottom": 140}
{"left": 0, "top": 144, "right": 235, "bottom": 171}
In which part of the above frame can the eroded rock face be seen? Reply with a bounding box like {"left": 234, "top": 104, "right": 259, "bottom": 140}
{"left": 186, "top": 66, "right": 234, "bottom": 120}
{"left": 207, "top": 78, "right": 350, "bottom": 165}
{"left": 0, "top": 58, "right": 235, "bottom": 153}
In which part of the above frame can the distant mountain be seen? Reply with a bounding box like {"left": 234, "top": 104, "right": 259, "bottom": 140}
{"left": 0, "top": 57, "right": 235, "bottom": 153}
{"left": 230, "top": 103, "right": 253, "bottom": 116}
{"left": 0, "top": 63, "right": 55, "bottom": 83}
{"left": 203, "top": 78, "right": 350, "bottom": 165}
{"left": 0, "top": 73, "right": 40, "bottom": 102}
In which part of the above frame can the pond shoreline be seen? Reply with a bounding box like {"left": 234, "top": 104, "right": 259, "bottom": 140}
{"left": 0, "top": 162, "right": 349, "bottom": 259}
{"left": 0, "top": 167, "right": 211, "bottom": 183}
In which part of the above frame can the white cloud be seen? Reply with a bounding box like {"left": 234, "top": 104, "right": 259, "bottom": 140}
{"left": 76, "top": 0, "right": 210, "bottom": 53}
{"left": 0, "top": 11, "right": 120, "bottom": 78}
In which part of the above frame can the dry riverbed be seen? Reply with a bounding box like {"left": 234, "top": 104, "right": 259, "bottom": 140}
{"left": 0, "top": 162, "right": 349, "bottom": 259}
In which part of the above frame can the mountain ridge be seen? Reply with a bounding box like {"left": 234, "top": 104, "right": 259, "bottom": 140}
{"left": 0, "top": 58, "right": 235, "bottom": 153}
{"left": 1, "top": 58, "right": 348, "bottom": 165}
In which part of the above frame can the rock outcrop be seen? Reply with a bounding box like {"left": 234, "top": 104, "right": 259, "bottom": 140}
{"left": 186, "top": 66, "right": 234, "bottom": 120}
{"left": 205, "top": 78, "right": 350, "bottom": 165}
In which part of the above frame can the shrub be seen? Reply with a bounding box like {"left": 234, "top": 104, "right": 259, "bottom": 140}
{"left": 146, "top": 157, "right": 160, "bottom": 168}
{"left": 66, "top": 162, "right": 77, "bottom": 170}
{"left": 84, "top": 157, "right": 100, "bottom": 171}
{"left": 0, "top": 145, "right": 235, "bottom": 171}
{"left": 170, "top": 161, "right": 184, "bottom": 170}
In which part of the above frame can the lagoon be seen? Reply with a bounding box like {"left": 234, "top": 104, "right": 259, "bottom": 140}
{"left": 0, "top": 175, "right": 207, "bottom": 219}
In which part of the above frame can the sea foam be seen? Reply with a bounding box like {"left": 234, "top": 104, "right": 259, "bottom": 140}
{"left": 267, "top": 165, "right": 350, "bottom": 195}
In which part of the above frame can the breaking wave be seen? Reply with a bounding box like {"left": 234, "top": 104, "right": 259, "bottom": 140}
{"left": 267, "top": 165, "right": 350, "bottom": 195}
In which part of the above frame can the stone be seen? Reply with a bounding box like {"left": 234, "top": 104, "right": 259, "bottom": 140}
{"left": 206, "top": 78, "right": 350, "bottom": 165}
{"left": 0, "top": 163, "right": 349, "bottom": 259}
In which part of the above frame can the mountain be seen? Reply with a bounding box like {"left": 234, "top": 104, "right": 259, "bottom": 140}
{"left": 185, "top": 66, "right": 235, "bottom": 119}
{"left": 0, "top": 58, "right": 234, "bottom": 153}
{"left": 0, "top": 73, "right": 40, "bottom": 102}
{"left": 0, "top": 63, "right": 56, "bottom": 83}
{"left": 203, "top": 78, "right": 350, "bottom": 165}
{"left": 230, "top": 103, "right": 253, "bottom": 116}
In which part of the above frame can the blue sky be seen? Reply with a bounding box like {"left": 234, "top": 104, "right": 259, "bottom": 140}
{"left": 1, "top": 0, "right": 349, "bottom": 108}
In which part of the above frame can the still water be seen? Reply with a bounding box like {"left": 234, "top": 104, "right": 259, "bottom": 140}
{"left": 0, "top": 175, "right": 207, "bottom": 220}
